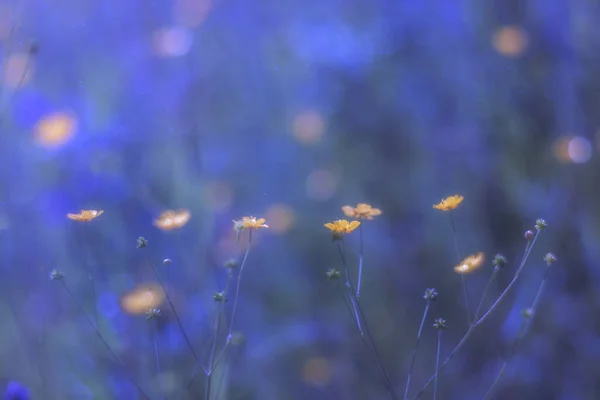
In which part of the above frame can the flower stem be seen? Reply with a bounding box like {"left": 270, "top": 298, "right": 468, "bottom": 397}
{"left": 205, "top": 273, "right": 229, "bottom": 400}
{"left": 404, "top": 301, "right": 430, "bottom": 400}
{"left": 84, "top": 225, "right": 99, "bottom": 329}
{"left": 434, "top": 330, "right": 442, "bottom": 400}
{"left": 154, "top": 321, "right": 160, "bottom": 375}
{"left": 189, "top": 230, "right": 253, "bottom": 389}
{"left": 59, "top": 280, "right": 150, "bottom": 399}
{"left": 356, "top": 222, "right": 364, "bottom": 298}
{"left": 483, "top": 267, "right": 550, "bottom": 399}
{"left": 411, "top": 230, "right": 540, "bottom": 400}
{"left": 337, "top": 239, "right": 399, "bottom": 400}
{"left": 336, "top": 241, "right": 362, "bottom": 335}
{"left": 226, "top": 229, "right": 253, "bottom": 340}
{"left": 450, "top": 212, "right": 470, "bottom": 324}
{"left": 204, "top": 311, "right": 221, "bottom": 400}
{"left": 147, "top": 258, "right": 199, "bottom": 363}
{"left": 473, "top": 266, "right": 499, "bottom": 324}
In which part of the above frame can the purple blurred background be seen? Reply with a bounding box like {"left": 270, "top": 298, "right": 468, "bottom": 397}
{"left": 0, "top": 0, "right": 597, "bottom": 399}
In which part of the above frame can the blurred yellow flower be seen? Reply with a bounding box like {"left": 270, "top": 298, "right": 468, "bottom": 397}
{"left": 433, "top": 195, "right": 464, "bottom": 211}
{"left": 454, "top": 252, "right": 485, "bottom": 274}
{"left": 324, "top": 219, "right": 361, "bottom": 238}
{"left": 238, "top": 216, "right": 269, "bottom": 230}
{"left": 120, "top": 283, "right": 165, "bottom": 315}
{"left": 67, "top": 210, "right": 104, "bottom": 222}
{"left": 154, "top": 209, "right": 191, "bottom": 231}
{"left": 341, "top": 203, "right": 382, "bottom": 220}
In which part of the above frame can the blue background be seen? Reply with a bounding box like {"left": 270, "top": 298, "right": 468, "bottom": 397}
{"left": 0, "top": 0, "right": 595, "bottom": 399}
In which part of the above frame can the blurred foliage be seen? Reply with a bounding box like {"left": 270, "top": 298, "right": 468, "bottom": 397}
{"left": 0, "top": 0, "right": 599, "bottom": 399}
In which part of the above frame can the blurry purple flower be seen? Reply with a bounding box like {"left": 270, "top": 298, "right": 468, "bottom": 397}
{"left": 4, "top": 381, "right": 30, "bottom": 400}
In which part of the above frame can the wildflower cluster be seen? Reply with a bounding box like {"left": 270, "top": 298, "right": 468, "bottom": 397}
{"left": 34, "top": 193, "right": 554, "bottom": 400}
{"left": 322, "top": 196, "right": 556, "bottom": 400}
{"left": 51, "top": 208, "right": 269, "bottom": 399}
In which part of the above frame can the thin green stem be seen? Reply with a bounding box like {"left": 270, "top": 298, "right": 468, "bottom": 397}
{"left": 483, "top": 268, "right": 550, "bottom": 399}
{"left": 58, "top": 280, "right": 150, "bottom": 399}
{"left": 204, "top": 312, "right": 220, "bottom": 400}
{"left": 404, "top": 301, "right": 430, "bottom": 400}
{"left": 434, "top": 330, "right": 442, "bottom": 400}
{"left": 450, "top": 212, "right": 470, "bottom": 323}
{"left": 473, "top": 267, "right": 499, "bottom": 324}
{"left": 356, "top": 222, "right": 364, "bottom": 298}
{"left": 84, "top": 226, "right": 99, "bottom": 328}
{"left": 154, "top": 320, "right": 160, "bottom": 377}
{"left": 189, "top": 230, "right": 253, "bottom": 388}
{"left": 337, "top": 239, "right": 400, "bottom": 400}
{"left": 226, "top": 229, "right": 253, "bottom": 340}
{"left": 147, "top": 257, "right": 199, "bottom": 362}
{"left": 336, "top": 240, "right": 362, "bottom": 335}
{"left": 411, "top": 230, "right": 540, "bottom": 400}
{"left": 340, "top": 284, "right": 398, "bottom": 400}
{"left": 206, "top": 275, "right": 228, "bottom": 400}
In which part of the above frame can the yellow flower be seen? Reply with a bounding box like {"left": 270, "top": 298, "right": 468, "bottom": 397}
{"left": 67, "top": 209, "right": 104, "bottom": 222}
{"left": 154, "top": 209, "right": 191, "bottom": 231}
{"left": 454, "top": 252, "right": 485, "bottom": 274}
{"left": 324, "top": 219, "right": 361, "bottom": 238}
{"left": 341, "top": 203, "right": 382, "bottom": 220}
{"left": 433, "top": 195, "right": 464, "bottom": 211}
{"left": 238, "top": 216, "right": 269, "bottom": 230}
{"left": 120, "top": 283, "right": 165, "bottom": 315}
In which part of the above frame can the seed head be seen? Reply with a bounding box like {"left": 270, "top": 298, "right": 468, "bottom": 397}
{"left": 146, "top": 308, "right": 161, "bottom": 320}
{"left": 136, "top": 237, "right": 148, "bottom": 248}
{"left": 433, "top": 318, "right": 447, "bottom": 330}
{"left": 544, "top": 252, "right": 557, "bottom": 266}
{"left": 524, "top": 230, "right": 534, "bottom": 241}
{"left": 492, "top": 254, "right": 508, "bottom": 268}
{"left": 224, "top": 258, "right": 239, "bottom": 269}
{"left": 49, "top": 269, "right": 64, "bottom": 281}
{"left": 424, "top": 288, "right": 438, "bottom": 301}
{"left": 213, "top": 291, "right": 227, "bottom": 302}
{"left": 521, "top": 308, "right": 533, "bottom": 318}
{"left": 535, "top": 219, "right": 547, "bottom": 231}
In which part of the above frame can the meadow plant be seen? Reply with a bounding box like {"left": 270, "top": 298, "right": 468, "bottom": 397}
{"left": 3, "top": 194, "right": 553, "bottom": 399}
{"left": 42, "top": 209, "right": 268, "bottom": 399}
{"left": 49, "top": 268, "right": 151, "bottom": 399}
{"left": 325, "top": 198, "right": 555, "bottom": 400}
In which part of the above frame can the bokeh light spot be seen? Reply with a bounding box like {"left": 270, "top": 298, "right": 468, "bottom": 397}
{"left": 553, "top": 135, "right": 593, "bottom": 164}
{"left": 2, "top": 53, "right": 34, "bottom": 88}
{"left": 174, "top": 0, "right": 212, "bottom": 28}
{"left": 552, "top": 136, "right": 571, "bottom": 164}
{"left": 202, "top": 181, "right": 234, "bottom": 213}
{"left": 265, "top": 204, "right": 296, "bottom": 233}
{"left": 568, "top": 136, "right": 592, "bottom": 164}
{"left": 152, "top": 26, "right": 193, "bottom": 57}
{"left": 120, "top": 283, "right": 165, "bottom": 315}
{"left": 306, "top": 169, "right": 338, "bottom": 201}
{"left": 492, "top": 26, "right": 528, "bottom": 57}
{"left": 301, "top": 357, "right": 333, "bottom": 387}
{"left": 33, "top": 112, "right": 77, "bottom": 149}
{"left": 292, "top": 110, "right": 325, "bottom": 145}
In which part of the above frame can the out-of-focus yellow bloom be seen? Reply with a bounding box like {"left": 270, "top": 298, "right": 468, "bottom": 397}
{"left": 341, "top": 203, "right": 382, "bottom": 220}
{"left": 235, "top": 216, "right": 269, "bottom": 230}
{"left": 324, "top": 219, "right": 361, "bottom": 238}
{"left": 67, "top": 210, "right": 104, "bottom": 222}
{"left": 154, "top": 209, "right": 191, "bottom": 231}
{"left": 454, "top": 252, "right": 485, "bottom": 274}
{"left": 433, "top": 195, "right": 464, "bottom": 211}
{"left": 120, "top": 283, "right": 165, "bottom": 315}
